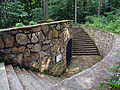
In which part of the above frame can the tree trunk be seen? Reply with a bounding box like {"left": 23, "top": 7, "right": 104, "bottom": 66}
{"left": 108, "top": 0, "right": 111, "bottom": 11}
{"left": 108, "top": 0, "right": 110, "bottom": 5}
{"left": 84, "top": 0, "right": 87, "bottom": 10}
{"left": 4, "top": 0, "right": 7, "bottom": 27}
{"left": 98, "top": 0, "right": 101, "bottom": 17}
{"left": 29, "top": 0, "right": 32, "bottom": 9}
{"left": 24, "top": 0, "right": 27, "bottom": 10}
{"left": 0, "top": 0, "right": 2, "bottom": 28}
{"left": 44, "top": 0, "right": 48, "bottom": 20}
{"left": 74, "top": 0, "right": 77, "bottom": 24}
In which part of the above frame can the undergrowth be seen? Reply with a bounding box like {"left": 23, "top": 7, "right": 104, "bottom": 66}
{"left": 98, "top": 64, "right": 120, "bottom": 90}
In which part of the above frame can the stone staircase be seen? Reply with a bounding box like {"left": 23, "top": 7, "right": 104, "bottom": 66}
{"left": 61, "top": 26, "right": 102, "bottom": 78}
{"left": 0, "top": 26, "right": 102, "bottom": 90}
{"left": 72, "top": 27, "right": 99, "bottom": 56}
{"left": 0, "top": 62, "right": 62, "bottom": 90}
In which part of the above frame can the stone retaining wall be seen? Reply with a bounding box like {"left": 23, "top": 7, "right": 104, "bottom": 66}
{"left": 0, "top": 20, "right": 72, "bottom": 76}
{"left": 81, "top": 26, "right": 116, "bottom": 57}
{"left": 47, "top": 26, "right": 120, "bottom": 90}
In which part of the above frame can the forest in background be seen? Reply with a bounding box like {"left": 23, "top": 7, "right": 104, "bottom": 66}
{"left": 0, "top": 0, "right": 120, "bottom": 31}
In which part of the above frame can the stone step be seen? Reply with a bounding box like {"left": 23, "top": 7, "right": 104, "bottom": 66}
{"left": 73, "top": 32, "right": 88, "bottom": 34}
{"left": 14, "top": 67, "right": 40, "bottom": 90}
{"left": 73, "top": 34, "right": 89, "bottom": 37}
{"left": 0, "top": 63, "right": 10, "bottom": 90}
{"left": 72, "top": 43, "right": 95, "bottom": 45}
{"left": 73, "top": 29, "right": 84, "bottom": 31}
{"left": 72, "top": 47, "right": 97, "bottom": 49}
{"left": 45, "top": 75, "right": 60, "bottom": 85}
{"left": 21, "top": 68, "right": 43, "bottom": 90}
{"left": 72, "top": 44, "right": 96, "bottom": 46}
{"left": 73, "top": 33, "right": 87, "bottom": 35}
{"left": 72, "top": 42, "right": 94, "bottom": 44}
{"left": 73, "top": 36, "right": 89, "bottom": 38}
{"left": 72, "top": 50, "right": 98, "bottom": 53}
{"left": 73, "top": 41, "right": 93, "bottom": 43}
{"left": 28, "top": 71, "right": 62, "bottom": 89}
{"left": 72, "top": 47, "right": 98, "bottom": 51}
{"left": 6, "top": 65, "right": 23, "bottom": 90}
{"left": 73, "top": 26, "right": 80, "bottom": 29}
{"left": 27, "top": 70, "right": 48, "bottom": 89}
{"left": 72, "top": 38, "right": 92, "bottom": 41}
{"left": 73, "top": 37, "right": 91, "bottom": 39}
{"left": 35, "top": 72, "right": 55, "bottom": 87}
{"left": 72, "top": 53, "right": 99, "bottom": 56}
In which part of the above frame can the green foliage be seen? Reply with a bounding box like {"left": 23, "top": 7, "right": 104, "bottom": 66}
{"left": 98, "top": 64, "right": 120, "bottom": 90}
{"left": 49, "top": 0, "right": 74, "bottom": 20}
{"left": 29, "top": 21, "right": 37, "bottom": 25}
{"left": 85, "top": 14, "right": 120, "bottom": 34}
{"left": 15, "top": 23, "right": 25, "bottom": 27}
{"left": 0, "top": 0, "right": 120, "bottom": 29}
{"left": 7, "top": 1, "right": 28, "bottom": 27}
{"left": 29, "top": 8, "right": 43, "bottom": 22}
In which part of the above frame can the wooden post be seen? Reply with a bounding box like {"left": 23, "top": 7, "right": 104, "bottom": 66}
{"left": 44, "top": 0, "right": 48, "bottom": 20}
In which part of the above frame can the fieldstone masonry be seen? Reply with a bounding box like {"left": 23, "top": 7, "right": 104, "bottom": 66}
{"left": 0, "top": 20, "right": 72, "bottom": 76}
{"left": 47, "top": 26, "right": 120, "bottom": 90}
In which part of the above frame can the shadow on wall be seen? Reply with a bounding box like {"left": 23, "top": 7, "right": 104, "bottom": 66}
{"left": 66, "top": 39, "right": 72, "bottom": 67}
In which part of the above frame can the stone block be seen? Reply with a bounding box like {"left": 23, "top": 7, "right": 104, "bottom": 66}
{"left": 53, "top": 29, "right": 58, "bottom": 38}
{"left": 27, "top": 44, "right": 33, "bottom": 49}
{"left": 56, "top": 24, "right": 61, "bottom": 30}
{"left": 4, "top": 35, "right": 14, "bottom": 48}
{"left": 31, "top": 33, "right": 38, "bottom": 43}
{"left": 13, "top": 53, "right": 23, "bottom": 65}
{"left": 41, "top": 25, "right": 49, "bottom": 36}
{"left": 37, "top": 31, "right": 45, "bottom": 41}
{"left": 0, "top": 38, "right": 4, "bottom": 48}
{"left": 31, "top": 53, "right": 39, "bottom": 60}
{"left": 40, "top": 51, "right": 47, "bottom": 58}
{"left": 31, "top": 44, "right": 41, "bottom": 52}
{"left": 24, "top": 49, "right": 31, "bottom": 57}
{"left": 9, "top": 30, "right": 18, "bottom": 34}
{"left": 48, "top": 30, "right": 52, "bottom": 39}
{"left": 41, "top": 44, "right": 50, "bottom": 51}
{"left": 24, "top": 57, "right": 33, "bottom": 67}
{"left": 16, "top": 33, "right": 29, "bottom": 45}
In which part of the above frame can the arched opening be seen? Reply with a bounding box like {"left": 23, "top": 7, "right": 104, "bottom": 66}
{"left": 66, "top": 39, "right": 72, "bottom": 67}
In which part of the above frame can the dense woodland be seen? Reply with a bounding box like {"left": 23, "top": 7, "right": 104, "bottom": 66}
{"left": 0, "top": 0, "right": 120, "bottom": 32}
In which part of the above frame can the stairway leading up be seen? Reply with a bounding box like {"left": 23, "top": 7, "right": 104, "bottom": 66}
{"left": 0, "top": 62, "right": 62, "bottom": 90}
{"left": 61, "top": 26, "right": 102, "bottom": 78}
{"left": 72, "top": 27, "right": 99, "bottom": 56}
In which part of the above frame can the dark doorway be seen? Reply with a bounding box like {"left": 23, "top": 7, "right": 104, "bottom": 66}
{"left": 66, "top": 39, "right": 72, "bottom": 67}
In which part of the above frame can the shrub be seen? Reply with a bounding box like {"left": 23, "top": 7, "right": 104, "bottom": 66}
{"left": 98, "top": 64, "right": 120, "bottom": 90}
{"left": 85, "top": 16, "right": 120, "bottom": 34}
{"left": 15, "top": 23, "right": 25, "bottom": 27}
{"left": 29, "top": 21, "right": 37, "bottom": 25}
{"left": 29, "top": 8, "right": 43, "bottom": 22}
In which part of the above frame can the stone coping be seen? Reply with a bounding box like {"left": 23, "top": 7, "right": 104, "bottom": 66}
{"left": 84, "top": 26, "right": 118, "bottom": 36}
{"left": 0, "top": 20, "right": 72, "bottom": 32}
{"left": 47, "top": 27, "right": 120, "bottom": 90}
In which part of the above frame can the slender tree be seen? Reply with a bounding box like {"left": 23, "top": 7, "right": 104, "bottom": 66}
{"left": 44, "top": 0, "right": 48, "bottom": 20}
{"left": 98, "top": 0, "right": 101, "bottom": 17}
{"left": 83, "top": 0, "right": 87, "bottom": 10}
{"left": 74, "top": 0, "right": 77, "bottom": 23}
